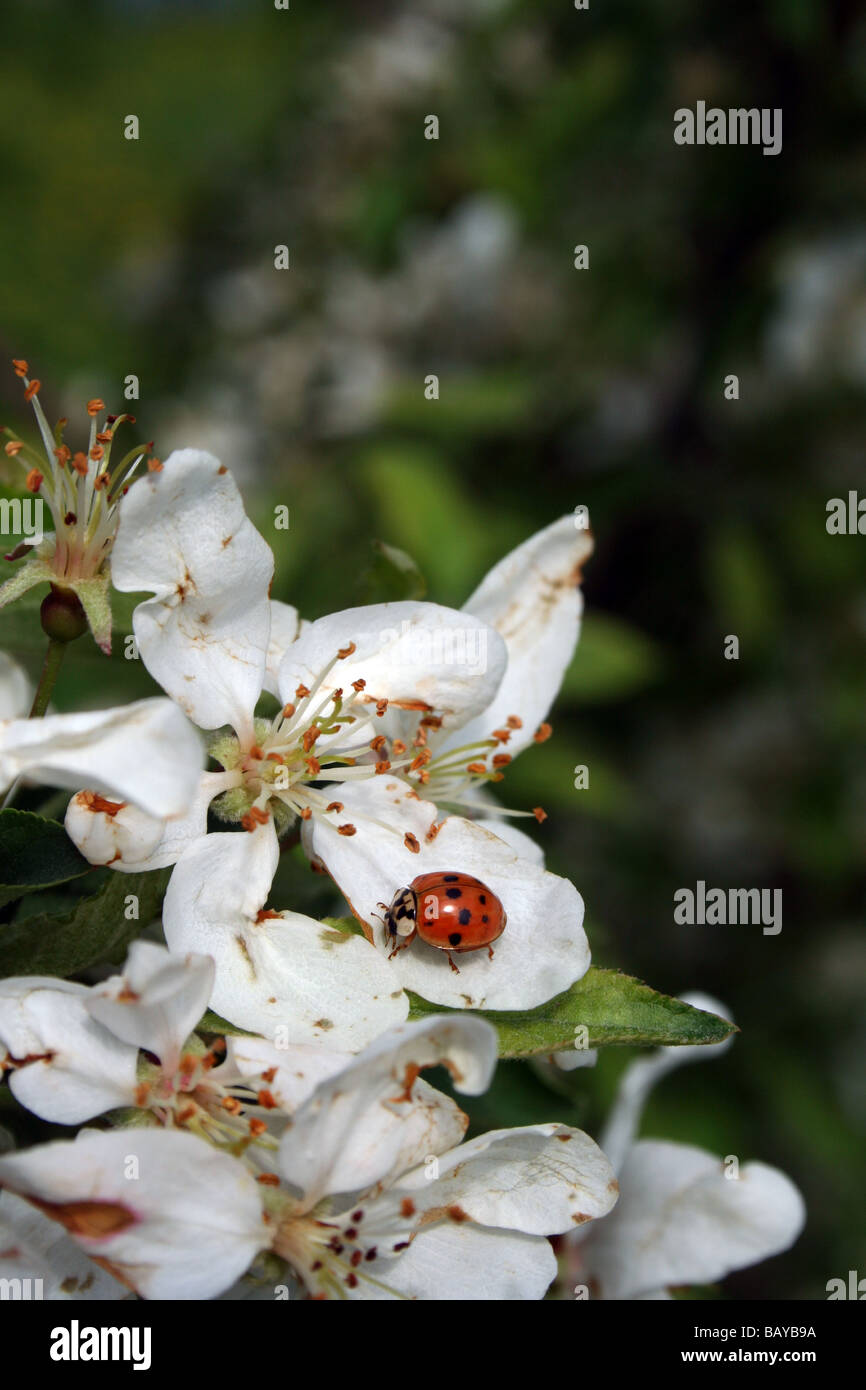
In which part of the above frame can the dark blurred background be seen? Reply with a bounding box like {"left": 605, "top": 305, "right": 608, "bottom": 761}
{"left": 1, "top": 0, "right": 864, "bottom": 1298}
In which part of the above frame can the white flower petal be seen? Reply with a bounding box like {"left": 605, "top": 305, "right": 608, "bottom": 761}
{"left": 393, "top": 1123, "right": 618, "bottom": 1236}
{"left": 277, "top": 602, "right": 506, "bottom": 732}
{"left": 162, "top": 823, "right": 408, "bottom": 1048}
{"left": 0, "top": 1129, "right": 269, "bottom": 1301}
{"left": 216, "top": 1036, "right": 352, "bottom": 1114}
{"left": 0, "top": 979, "right": 137, "bottom": 1123}
{"left": 263, "top": 600, "right": 304, "bottom": 697}
{"left": 473, "top": 816, "right": 545, "bottom": 866}
{"left": 65, "top": 770, "right": 228, "bottom": 873}
{"left": 277, "top": 1015, "right": 497, "bottom": 1206}
{"left": 0, "top": 698, "right": 203, "bottom": 816}
{"left": 0, "top": 1192, "right": 125, "bottom": 1300}
{"left": 584, "top": 1139, "right": 805, "bottom": 1299}
{"left": 352, "top": 1222, "right": 557, "bottom": 1301}
{"left": 451, "top": 514, "right": 593, "bottom": 757}
{"left": 0, "top": 652, "right": 32, "bottom": 719}
{"left": 309, "top": 777, "right": 590, "bottom": 1009}
{"left": 112, "top": 449, "right": 274, "bottom": 740}
{"left": 87, "top": 942, "right": 214, "bottom": 1072}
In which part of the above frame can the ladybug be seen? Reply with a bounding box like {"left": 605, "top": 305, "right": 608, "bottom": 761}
{"left": 377, "top": 872, "right": 506, "bottom": 973}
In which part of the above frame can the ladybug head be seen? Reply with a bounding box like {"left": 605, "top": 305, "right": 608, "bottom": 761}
{"left": 377, "top": 886, "right": 418, "bottom": 947}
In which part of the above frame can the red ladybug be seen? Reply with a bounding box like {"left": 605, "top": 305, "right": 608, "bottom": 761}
{"left": 378, "top": 872, "right": 506, "bottom": 973}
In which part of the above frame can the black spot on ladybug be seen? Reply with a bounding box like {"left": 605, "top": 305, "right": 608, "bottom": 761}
{"left": 445, "top": 887, "right": 462, "bottom": 899}
{"left": 479, "top": 894, "right": 487, "bottom": 904}
{"left": 443, "top": 875, "right": 459, "bottom": 881}
{"left": 458, "top": 908, "right": 472, "bottom": 925}
{"left": 482, "top": 914, "right": 489, "bottom": 924}
{"left": 449, "top": 932, "right": 462, "bottom": 946}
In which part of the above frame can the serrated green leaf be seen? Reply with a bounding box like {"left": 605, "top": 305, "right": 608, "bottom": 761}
{"left": 0, "top": 808, "right": 91, "bottom": 910}
{"left": 407, "top": 967, "right": 736, "bottom": 1057}
{"left": 0, "top": 867, "right": 171, "bottom": 977}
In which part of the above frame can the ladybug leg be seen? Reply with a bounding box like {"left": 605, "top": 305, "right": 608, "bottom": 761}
{"left": 487, "top": 944, "right": 495, "bottom": 961}
{"left": 445, "top": 951, "right": 460, "bottom": 974}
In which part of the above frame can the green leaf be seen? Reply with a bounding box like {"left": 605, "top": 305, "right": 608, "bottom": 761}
{"left": 0, "top": 867, "right": 171, "bottom": 977}
{"left": 0, "top": 808, "right": 92, "bottom": 910}
{"left": 196, "top": 1009, "right": 257, "bottom": 1037}
{"left": 407, "top": 967, "right": 736, "bottom": 1057}
{"left": 321, "top": 915, "right": 367, "bottom": 939}
{"left": 359, "top": 539, "right": 427, "bottom": 603}
{"left": 562, "top": 614, "right": 664, "bottom": 703}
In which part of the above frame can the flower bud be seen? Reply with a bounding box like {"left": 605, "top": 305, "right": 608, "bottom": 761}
{"left": 40, "top": 585, "right": 88, "bottom": 643}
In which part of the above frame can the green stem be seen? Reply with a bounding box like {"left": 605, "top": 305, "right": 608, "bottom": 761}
{"left": 29, "top": 638, "right": 66, "bottom": 718}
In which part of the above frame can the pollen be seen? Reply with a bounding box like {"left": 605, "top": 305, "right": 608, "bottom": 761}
{"left": 248, "top": 1117, "right": 267, "bottom": 1138}
{"left": 534, "top": 722, "right": 553, "bottom": 743}
{"left": 338, "top": 823, "right": 357, "bottom": 836}
{"left": 300, "top": 806, "right": 312, "bottom": 820}
{"left": 241, "top": 806, "right": 270, "bottom": 832}
{"left": 54, "top": 444, "right": 71, "bottom": 464}
{"left": 4, "top": 440, "right": 23, "bottom": 456}
{"left": 12, "top": 359, "right": 28, "bottom": 377}
{"left": 506, "top": 715, "right": 523, "bottom": 729}
{"left": 369, "top": 735, "right": 386, "bottom": 752}
{"left": 337, "top": 642, "right": 356, "bottom": 658}
{"left": 282, "top": 703, "right": 296, "bottom": 718}
{"left": 88, "top": 444, "right": 105, "bottom": 462}
{"left": 492, "top": 729, "right": 512, "bottom": 744}
{"left": 351, "top": 678, "right": 366, "bottom": 692}
{"left": 249, "top": 745, "right": 264, "bottom": 760}
{"left": 532, "top": 806, "right": 548, "bottom": 823}
{"left": 255, "top": 908, "right": 282, "bottom": 923}
{"left": 375, "top": 760, "right": 391, "bottom": 774}
{"left": 147, "top": 456, "right": 163, "bottom": 472}
{"left": 466, "top": 761, "right": 487, "bottom": 774}
{"left": 71, "top": 452, "right": 89, "bottom": 476}
{"left": 295, "top": 684, "right": 311, "bottom": 699}
{"left": 24, "top": 468, "right": 43, "bottom": 492}
{"left": 257, "top": 1173, "right": 281, "bottom": 1187}
{"left": 257, "top": 1089, "right": 278, "bottom": 1110}
{"left": 221, "top": 1096, "right": 242, "bottom": 1115}
{"left": 326, "top": 801, "right": 343, "bottom": 813}
{"left": 86, "top": 398, "right": 106, "bottom": 417}
{"left": 23, "top": 379, "right": 41, "bottom": 401}
{"left": 305, "top": 756, "right": 321, "bottom": 775}
{"left": 302, "top": 727, "right": 320, "bottom": 752}
{"left": 392, "top": 739, "right": 407, "bottom": 755}
{"left": 492, "top": 753, "right": 512, "bottom": 767}
{"left": 375, "top": 698, "right": 389, "bottom": 717}
{"left": 404, "top": 833, "right": 420, "bottom": 853}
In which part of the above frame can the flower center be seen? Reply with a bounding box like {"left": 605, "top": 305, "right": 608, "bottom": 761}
{"left": 2, "top": 361, "right": 153, "bottom": 581}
